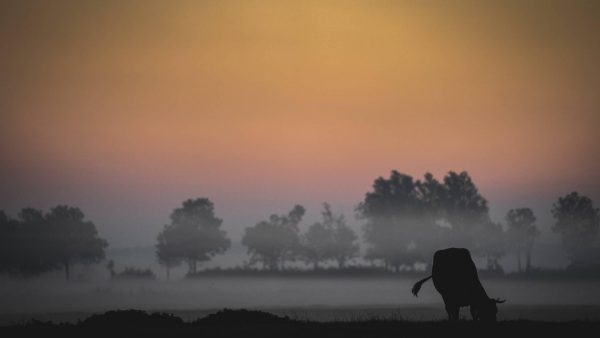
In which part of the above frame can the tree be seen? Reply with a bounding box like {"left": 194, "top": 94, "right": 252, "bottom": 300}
{"left": 155, "top": 224, "right": 183, "bottom": 280}
{"left": 415, "top": 173, "right": 446, "bottom": 217}
{"left": 414, "top": 173, "right": 447, "bottom": 257}
{"left": 13, "top": 208, "right": 53, "bottom": 275}
{"left": 506, "top": 208, "right": 539, "bottom": 272}
{"left": 106, "top": 259, "right": 116, "bottom": 277}
{"left": 1, "top": 209, "right": 47, "bottom": 275}
{"left": 328, "top": 210, "right": 359, "bottom": 268}
{"left": 552, "top": 192, "right": 600, "bottom": 269}
{"left": 303, "top": 203, "right": 359, "bottom": 269}
{"left": 303, "top": 221, "right": 332, "bottom": 269}
{"left": 44, "top": 205, "right": 108, "bottom": 280}
{"left": 0, "top": 210, "right": 18, "bottom": 273}
{"left": 440, "top": 171, "right": 490, "bottom": 247}
{"left": 156, "top": 198, "right": 230, "bottom": 276}
{"left": 473, "top": 221, "right": 506, "bottom": 272}
{"left": 357, "top": 170, "right": 498, "bottom": 271}
{"left": 242, "top": 205, "right": 305, "bottom": 270}
{"left": 357, "top": 171, "right": 435, "bottom": 271}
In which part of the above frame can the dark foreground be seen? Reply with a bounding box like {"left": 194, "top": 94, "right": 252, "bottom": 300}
{"left": 2, "top": 309, "right": 599, "bottom": 338}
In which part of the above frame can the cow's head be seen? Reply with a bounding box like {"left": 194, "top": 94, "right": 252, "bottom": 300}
{"left": 478, "top": 297, "right": 506, "bottom": 321}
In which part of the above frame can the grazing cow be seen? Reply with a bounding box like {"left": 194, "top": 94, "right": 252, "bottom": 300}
{"left": 411, "top": 248, "right": 505, "bottom": 321}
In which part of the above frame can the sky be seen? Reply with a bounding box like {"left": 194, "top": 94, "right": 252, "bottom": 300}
{"left": 1, "top": 0, "right": 599, "bottom": 249}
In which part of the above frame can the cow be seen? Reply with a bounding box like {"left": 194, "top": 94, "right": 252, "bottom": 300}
{"left": 411, "top": 248, "right": 505, "bottom": 321}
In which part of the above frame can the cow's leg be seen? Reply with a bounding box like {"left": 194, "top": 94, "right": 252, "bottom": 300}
{"left": 445, "top": 305, "right": 459, "bottom": 321}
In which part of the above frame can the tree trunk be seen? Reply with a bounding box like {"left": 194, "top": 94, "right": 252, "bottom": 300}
{"left": 166, "top": 266, "right": 170, "bottom": 281}
{"left": 525, "top": 249, "right": 532, "bottom": 272}
{"left": 516, "top": 250, "right": 522, "bottom": 273}
{"left": 337, "top": 258, "right": 345, "bottom": 269}
{"left": 188, "top": 260, "right": 197, "bottom": 275}
{"left": 313, "top": 260, "right": 319, "bottom": 270}
{"left": 64, "top": 261, "right": 70, "bottom": 281}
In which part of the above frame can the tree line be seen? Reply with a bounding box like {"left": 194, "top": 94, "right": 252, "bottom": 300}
{"left": 1, "top": 170, "right": 599, "bottom": 280}
{"left": 154, "top": 171, "right": 600, "bottom": 277}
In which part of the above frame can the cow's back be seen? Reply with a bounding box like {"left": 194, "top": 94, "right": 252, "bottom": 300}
{"left": 431, "top": 248, "right": 481, "bottom": 305}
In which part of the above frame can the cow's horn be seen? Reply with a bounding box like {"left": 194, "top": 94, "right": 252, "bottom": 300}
{"left": 493, "top": 298, "right": 506, "bottom": 304}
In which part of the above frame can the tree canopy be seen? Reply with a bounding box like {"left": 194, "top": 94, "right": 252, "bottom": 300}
{"left": 552, "top": 192, "right": 600, "bottom": 269}
{"left": 302, "top": 203, "right": 359, "bottom": 269}
{"left": 242, "top": 205, "right": 305, "bottom": 270}
{"left": 357, "top": 170, "right": 499, "bottom": 271}
{"left": 506, "top": 208, "right": 539, "bottom": 272}
{"left": 155, "top": 198, "right": 231, "bottom": 276}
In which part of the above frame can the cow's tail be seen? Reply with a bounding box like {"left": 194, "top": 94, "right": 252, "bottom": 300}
{"left": 411, "top": 275, "right": 432, "bottom": 297}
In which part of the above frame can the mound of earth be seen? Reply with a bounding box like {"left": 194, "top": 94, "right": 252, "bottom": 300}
{"left": 197, "top": 309, "right": 293, "bottom": 325}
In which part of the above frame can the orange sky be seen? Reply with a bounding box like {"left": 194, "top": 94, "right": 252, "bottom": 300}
{"left": 1, "top": 1, "right": 599, "bottom": 246}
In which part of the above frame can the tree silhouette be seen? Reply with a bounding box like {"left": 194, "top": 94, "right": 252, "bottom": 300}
{"left": 415, "top": 173, "right": 446, "bottom": 216}
{"left": 473, "top": 221, "right": 506, "bottom": 272}
{"left": 106, "top": 259, "right": 116, "bottom": 278}
{"left": 506, "top": 208, "right": 539, "bottom": 272}
{"left": 328, "top": 210, "right": 359, "bottom": 268}
{"left": 358, "top": 170, "right": 496, "bottom": 271}
{"left": 45, "top": 205, "right": 108, "bottom": 280}
{"left": 0, "top": 206, "right": 107, "bottom": 279}
{"left": 242, "top": 205, "right": 305, "bottom": 270}
{"left": 0, "top": 210, "right": 19, "bottom": 274}
{"left": 357, "top": 171, "right": 436, "bottom": 271}
{"left": 302, "top": 203, "right": 359, "bottom": 269}
{"left": 440, "top": 171, "right": 490, "bottom": 247}
{"left": 13, "top": 208, "right": 53, "bottom": 275}
{"left": 155, "top": 198, "right": 230, "bottom": 276}
{"left": 552, "top": 192, "right": 600, "bottom": 269}
{"left": 155, "top": 224, "right": 183, "bottom": 280}
{"left": 303, "top": 221, "right": 332, "bottom": 269}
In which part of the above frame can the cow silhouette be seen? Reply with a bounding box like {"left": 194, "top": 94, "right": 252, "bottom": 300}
{"left": 412, "top": 248, "right": 506, "bottom": 321}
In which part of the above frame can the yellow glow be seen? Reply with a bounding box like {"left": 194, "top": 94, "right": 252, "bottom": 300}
{"left": 1, "top": 0, "right": 599, "bottom": 206}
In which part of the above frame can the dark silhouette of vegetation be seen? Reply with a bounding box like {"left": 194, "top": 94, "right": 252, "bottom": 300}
{"left": 2, "top": 309, "right": 599, "bottom": 338}
{"left": 506, "top": 208, "right": 539, "bottom": 272}
{"left": 302, "top": 203, "right": 359, "bottom": 269}
{"left": 155, "top": 198, "right": 230, "bottom": 276}
{"left": 552, "top": 192, "right": 600, "bottom": 270}
{"left": 242, "top": 205, "right": 305, "bottom": 270}
{"left": 0, "top": 206, "right": 107, "bottom": 279}
{"left": 155, "top": 229, "right": 183, "bottom": 280}
{"left": 81, "top": 310, "right": 183, "bottom": 329}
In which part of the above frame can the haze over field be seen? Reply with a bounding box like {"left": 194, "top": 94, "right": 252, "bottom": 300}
{"left": 1, "top": 0, "right": 599, "bottom": 267}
